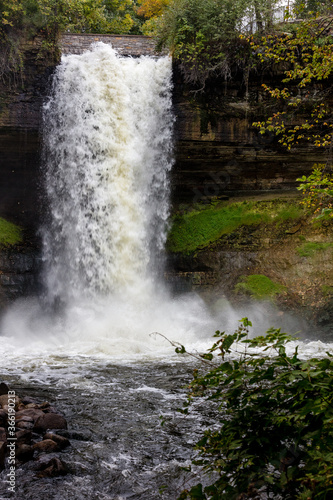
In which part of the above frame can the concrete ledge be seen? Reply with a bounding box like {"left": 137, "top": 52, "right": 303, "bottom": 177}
{"left": 60, "top": 33, "right": 163, "bottom": 57}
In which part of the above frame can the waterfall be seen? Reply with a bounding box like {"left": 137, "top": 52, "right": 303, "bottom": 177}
{"left": 0, "top": 43, "right": 216, "bottom": 356}
{"left": 42, "top": 43, "right": 174, "bottom": 305}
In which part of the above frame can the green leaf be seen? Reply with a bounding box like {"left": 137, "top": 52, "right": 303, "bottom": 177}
{"left": 188, "top": 484, "right": 206, "bottom": 499}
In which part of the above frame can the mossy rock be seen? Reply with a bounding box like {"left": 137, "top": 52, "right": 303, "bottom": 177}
{"left": 167, "top": 199, "right": 305, "bottom": 254}
{"left": 296, "top": 241, "right": 333, "bottom": 258}
{"left": 0, "top": 217, "right": 22, "bottom": 247}
{"left": 235, "top": 274, "right": 287, "bottom": 300}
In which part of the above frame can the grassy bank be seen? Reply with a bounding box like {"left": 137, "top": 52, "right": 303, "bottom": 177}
{"left": 167, "top": 198, "right": 304, "bottom": 254}
{"left": 0, "top": 217, "right": 22, "bottom": 247}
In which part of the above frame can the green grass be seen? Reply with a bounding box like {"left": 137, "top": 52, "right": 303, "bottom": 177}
{"left": 167, "top": 200, "right": 304, "bottom": 254}
{"left": 322, "top": 285, "right": 333, "bottom": 297}
{"left": 0, "top": 217, "right": 22, "bottom": 247}
{"left": 274, "top": 204, "right": 304, "bottom": 222}
{"left": 235, "top": 274, "right": 287, "bottom": 300}
{"left": 297, "top": 241, "right": 333, "bottom": 258}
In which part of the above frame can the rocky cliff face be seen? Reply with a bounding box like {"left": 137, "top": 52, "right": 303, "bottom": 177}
{"left": 0, "top": 41, "right": 330, "bottom": 312}
{"left": 0, "top": 39, "right": 54, "bottom": 305}
{"left": 0, "top": 39, "right": 54, "bottom": 230}
{"left": 0, "top": 247, "right": 40, "bottom": 310}
{"left": 1, "top": 43, "right": 326, "bottom": 230}
{"left": 167, "top": 68, "right": 332, "bottom": 333}
{"left": 165, "top": 199, "right": 333, "bottom": 336}
{"left": 171, "top": 66, "right": 325, "bottom": 204}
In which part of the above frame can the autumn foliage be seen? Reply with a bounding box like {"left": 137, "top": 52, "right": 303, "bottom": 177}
{"left": 137, "top": 0, "right": 170, "bottom": 18}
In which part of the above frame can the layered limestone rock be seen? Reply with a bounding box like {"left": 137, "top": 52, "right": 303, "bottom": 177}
{"left": 0, "top": 38, "right": 331, "bottom": 308}
{"left": 171, "top": 67, "right": 326, "bottom": 203}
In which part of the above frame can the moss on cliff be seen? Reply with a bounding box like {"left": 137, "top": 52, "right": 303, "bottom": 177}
{"left": 297, "top": 241, "right": 333, "bottom": 257}
{"left": 167, "top": 198, "right": 305, "bottom": 254}
{"left": 235, "top": 274, "right": 287, "bottom": 300}
{"left": 0, "top": 217, "right": 22, "bottom": 247}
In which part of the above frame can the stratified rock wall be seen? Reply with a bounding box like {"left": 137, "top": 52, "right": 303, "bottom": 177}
{"left": 171, "top": 67, "right": 326, "bottom": 203}
{"left": 0, "top": 129, "right": 41, "bottom": 228}
{"left": 0, "top": 38, "right": 330, "bottom": 306}
{"left": 60, "top": 33, "right": 159, "bottom": 56}
{"left": 0, "top": 39, "right": 54, "bottom": 229}
{"left": 2, "top": 40, "right": 327, "bottom": 229}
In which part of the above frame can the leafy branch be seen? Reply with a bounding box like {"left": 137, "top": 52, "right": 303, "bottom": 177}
{"left": 176, "top": 319, "right": 333, "bottom": 499}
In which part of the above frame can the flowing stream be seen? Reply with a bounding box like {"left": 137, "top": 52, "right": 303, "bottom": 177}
{"left": 0, "top": 43, "right": 332, "bottom": 499}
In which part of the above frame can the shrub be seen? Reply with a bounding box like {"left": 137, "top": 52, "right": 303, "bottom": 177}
{"left": 297, "top": 164, "right": 333, "bottom": 220}
{"left": 177, "top": 319, "right": 333, "bottom": 499}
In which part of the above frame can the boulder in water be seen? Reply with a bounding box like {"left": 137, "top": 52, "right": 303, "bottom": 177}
{"left": 0, "top": 410, "right": 7, "bottom": 427}
{"left": 16, "top": 408, "right": 45, "bottom": 423}
{"left": 43, "top": 432, "right": 70, "bottom": 449}
{"left": 0, "top": 427, "right": 6, "bottom": 443}
{"left": 34, "top": 413, "right": 68, "bottom": 432}
{"left": 36, "top": 457, "right": 69, "bottom": 478}
{"left": 15, "top": 429, "right": 32, "bottom": 446}
{"left": 16, "top": 443, "right": 34, "bottom": 462}
{"left": 0, "top": 382, "right": 9, "bottom": 396}
{"left": 33, "top": 439, "right": 59, "bottom": 454}
{"left": 0, "top": 393, "right": 20, "bottom": 410}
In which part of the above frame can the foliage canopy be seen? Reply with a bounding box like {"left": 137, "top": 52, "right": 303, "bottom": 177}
{"left": 154, "top": 0, "right": 282, "bottom": 85}
{"left": 0, "top": 0, "right": 146, "bottom": 82}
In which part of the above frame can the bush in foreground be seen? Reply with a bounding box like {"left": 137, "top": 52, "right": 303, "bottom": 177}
{"left": 176, "top": 319, "right": 333, "bottom": 499}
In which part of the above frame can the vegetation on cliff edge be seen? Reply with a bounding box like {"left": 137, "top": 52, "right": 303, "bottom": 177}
{"left": 0, "top": 217, "right": 22, "bottom": 247}
{"left": 250, "top": 14, "right": 333, "bottom": 219}
{"left": 234, "top": 274, "right": 287, "bottom": 300}
{"left": 167, "top": 199, "right": 304, "bottom": 254}
{"left": 0, "top": 0, "right": 153, "bottom": 83}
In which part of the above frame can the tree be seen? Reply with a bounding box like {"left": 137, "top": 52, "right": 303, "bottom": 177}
{"left": 294, "top": 0, "right": 333, "bottom": 17}
{"left": 137, "top": 0, "right": 170, "bottom": 18}
{"left": 155, "top": 0, "right": 280, "bottom": 86}
{"left": 251, "top": 13, "right": 333, "bottom": 218}
{"left": 0, "top": 0, "right": 28, "bottom": 83}
{"left": 103, "top": 0, "right": 141, "bottom": 34}
{"left": 176, "top": 320, "right": 333, "bottom": 499}
{"left": 135, "top": 0, "right": 170, "bottom": 36}
{"left": 36, "top": 0, "right": 108, "bottom": 41}
{"left": 0, "top": 0, "right": 143, "bottom": 83}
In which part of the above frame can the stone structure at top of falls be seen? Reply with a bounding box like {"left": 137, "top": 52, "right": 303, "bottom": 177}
{"left": 60, "top": 34, "right": 161, "bottom": 57}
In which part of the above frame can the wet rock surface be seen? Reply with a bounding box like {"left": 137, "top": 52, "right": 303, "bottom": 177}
{"left": 0, "top": 382, "right": 70, "bottom": 479}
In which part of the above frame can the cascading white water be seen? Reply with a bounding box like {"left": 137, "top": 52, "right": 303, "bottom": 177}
{"left": 0, "top": 43, "right": 219, "bottom": 356}
{"left": 42, "top": 43, "right": 174, "bottom": 304}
